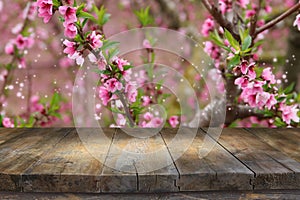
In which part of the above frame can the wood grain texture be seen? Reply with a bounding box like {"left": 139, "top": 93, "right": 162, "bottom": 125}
{"left": 0, "top": 128, "right": 299, "bottom": 194}
{"left": 161, "top": 128, "right": 254, "bottom": 191}
{"left": 204, "top": 128, "right": 300, "bottom": 190}
{"left": 23, "top": 128, "right": 115, "bottom": 193}
{"left": 246, "top": 128, "right": 300, "bottom": 162}
{"left": 1, "top": 190, "right": 300, "bottom": 200}
{"left": 0, "top": 128, "right": 70, "bottom": 192}
{"left": 0, "top": 128, "right": 26, "bottom": 145}
{"left": 101, "top": 128, "right": 179, "bottom": 193}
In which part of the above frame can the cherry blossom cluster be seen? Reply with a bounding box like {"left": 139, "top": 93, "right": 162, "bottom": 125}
{"left": 36, "top": 0, "right": 181, "bottom": 128}
{"left": 201, "top": 0, "right": 300, "bottom": 126}
{"left": 4, "top": 34, "right": 35, "bottom": 69}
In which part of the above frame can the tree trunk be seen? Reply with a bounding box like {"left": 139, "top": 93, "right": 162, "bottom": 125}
{"left": 284, "top": 16, "right": 300, "bottom": 91}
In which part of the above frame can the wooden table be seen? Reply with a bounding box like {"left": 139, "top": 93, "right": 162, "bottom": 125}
{"left": 0, "top": 128, "right": 299, "bottom": 195}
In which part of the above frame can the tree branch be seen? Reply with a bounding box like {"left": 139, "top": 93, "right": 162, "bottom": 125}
{"left": 155, "top": 0, "right": 180, "bottom": 29}
{"left": 250, "top": 0, "right": 262, "bottom": 37}
{"left": 201, "top": 0, "right": 240, "bottom": 41}
{"left": 255, "top": 2, "right": 300, "bottom": 37}
{"left": 84, "top": 44, "right": 136, "bottom": 127}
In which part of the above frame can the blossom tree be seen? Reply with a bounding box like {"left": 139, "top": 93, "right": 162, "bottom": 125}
{"left": 0, "top": 0, "right": 299, "bottom": 128}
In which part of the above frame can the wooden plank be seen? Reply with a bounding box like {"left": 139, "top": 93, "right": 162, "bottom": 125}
{"left": 23, "top": 128, "right": 115, "bottom": 193}
{"left": 161, "top": 128, "right": 254, "bottom": 191}
{"left": 101, "top": 128, "right": 179, "bottom": 193}
{"left": 204, "top": 128, "right": 300, "bottom": 190}
{"left": 0, "top": 128, "right": 70, "bottom": 192}
{"left": 1, "top": 190, "right": 300, "bottom": 200}
{"left": 0, "top": 128, "right": 26, "bottom": 145}
{"left": 246, "top": 128, "right": 300, "bottom": 162}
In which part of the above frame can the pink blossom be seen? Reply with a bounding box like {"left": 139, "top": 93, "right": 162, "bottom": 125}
{"left": 238, "top": 61, "right": 256, "bottom": 80}
{"left": 59, "top": 6, "right": 77, "bottom": 24}
{"left": 247, "top": 80, "right": 265, "bottom": 95}
{"left": 99, "top": 86, "right": 112, "bottom": 106}
{"left": 255, "top": 92, "right": 270, "bottom": 108}
{"left": 262, "top": 67, "right": 276, "bottom": 84}
{"left": 114, "top": 57, "right": 130, "bottom": 71}
{"left": 142, "top": 96, "right": 151, "bottom": 106}
{"left": 0, "top": 70, "right": 8, "bottom": 81}
{"left": 245, "top": 10, "right": 256, "bottom": 19}
{"left": 122, "top": 68, "right": 132, "bottom": 82}
{"left": 104, "top": 78, "right": 123, "bottom": 93}
{"left": 169, "top": 116, "right": 179, "bottom": 128}
{"left": 143, "top": 112, "right": 153, "bottom": 121}
{"left": 5, "top": 42, "right": 14, "bottom": 55}
{"left": 265, "top": 94, "right": 277, "bottom": 110}
{"left": 293, "top": 14, "right": 300, "bottom": 31}
{"left": 18, "top": 57, "right": 26, "bottom": 69}
{"left": 201, "top": 18, "right": 214, "bottom": 37}
{"left": 204, "top": 41, "right": 220, "bottom": 60}
{"left": 63, "top": 39, "right": 76, "bottom": 56}
{"left": 264, "top": 5, "right": 272, "bottom": 13}
{"left": 240, "top": 80, "right": 266, "bottom": 107}
{"left": 234, "top": 76, "right": 249, "bottom": 88}
{"left": 26, "top": 2, "right": 37, "bottom": 20}
{"left": 116, "top": 114, "right": 126, "bottom": 126}
{"left": 2, "top": 117, "right": 14, "bottom": 128}
{"left": 143, "top": 39, "right": 152, "bottom": 49}
{"left": 151, "top": 117, "right": 163, "bottom": 127}
{"left": 37, "top": 0, "right": 53, "bottom": 23}
{"left": 125, "top": 83, "right": 137, "bottom": 103}
{"left": 237, "top": 0, "right": 249, "bottom": 8}
{"left": 142, "top": 117, "right": 163, "bottom": 128}
{"left": 279, "top": 104, "right": 299, "bottom": 124}
{"left": 69, "top": 51, "right": 84, "bottom": 66}
{"left": 12, "top": 23, "right": 23, "bottom": 34}
{"left": 88, "top": 53, "right": 107, "bottom": 70}
{"left": 218, "top": 0, "right": 227, "bottom": 14}
{"left": 59, "top": 57, "right": 74, "bottom": 68}
{"left": 30, "top": 95, "right": 44, "bottom": 112}
{"left": 15, "top": 34, "right": 34, "bottom": 50}
{"left": 64, "top": 23, "right": 77, "bottom": 38}
{"left": 0, "top": 1, "right": 3, "bottom": 13}
{"left": 89, "top": 31, "right": 103, "bottom": 49}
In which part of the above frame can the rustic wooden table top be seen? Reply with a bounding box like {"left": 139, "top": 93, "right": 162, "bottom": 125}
{"left": 0, "top": 128, "right": 299, "bottom": 194}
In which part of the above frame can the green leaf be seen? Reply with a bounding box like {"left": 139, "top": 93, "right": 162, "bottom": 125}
{"left": 73, "top": 0, "right": 77, "bottom": 7}
{"left": 239, "top": 28, "right": 249, "bottom": 43}
{"left": 107, "top": 48, "right": 120, "bottom": 61}
{"left": 52, "top": 0, "right": 61, "bottom": 7}
{"left": 123, "top": 65, "right": 134, "bottom": 71}
{"left": 283, "top": 82, "right": 295, "bottom": 94}
{"left": 276, "top": 96, "right": 286, "bottom": 103}
{"left": 274, "top": 117, "right": 286, "bottom": 127}
{"left": 76, "top": 3, "right": 85, "bottom": 14}
{"left": 134, "top": 6, "right": 154, "bottom": 26}
{"left": 101, "top": 40, "right": 120, "bottom": 51}
{"left": 227, "top": 54, "right": 240, "bottom": 69}
{"left": 77, "top": 11, "right": 96, "bottom": 21}
{"left": 93, "top": 5, "right": 111, "bottom": 26}
{"left": 242, "top": 35, "right": 252, "bottom": 51}
{"left": 224, "top": 29, "right": 240, "bottom": 51}
{"left": 49, "top": 93, "right": 61, "bottom": 112}
{"left": 108, "top": 107, "right": 125, "bottom": 114}
{"left": 82, "top": 18, "right": 89, "bottom": 28}
{"left": 209, "top": 31, "right": 230, "bottom": 51}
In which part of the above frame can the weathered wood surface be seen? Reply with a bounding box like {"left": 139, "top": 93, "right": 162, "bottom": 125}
{"left": 246, "top": 128, "right": 300, "bottom": 162}
{"left": 203, "top": 128, "right": 300, "bottom": 190}
{"left": 161, "top": 128, "right": 254, "bottom": 191}
{"left": 22, "top": 128, "right": 115, "bottom": 193}
{"left": 0, "top": 128, "right": 299, "bottom": 193}
{"left": 101, "top": 128, "right": 178, "bottom": 193}
{"left": 1, "top": 190, "right": 300, "bottom": 200}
